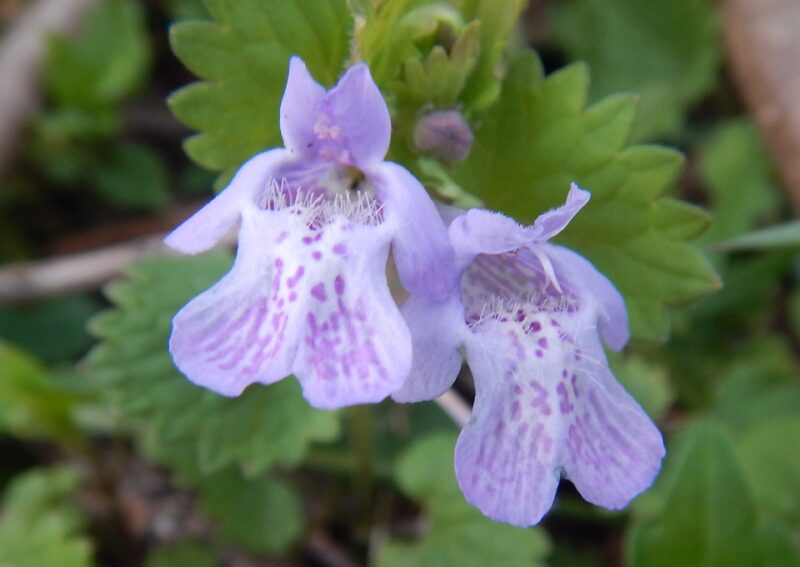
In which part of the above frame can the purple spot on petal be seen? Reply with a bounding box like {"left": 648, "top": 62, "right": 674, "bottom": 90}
{"left": 287, "top": 266, "right": 305, "bottom": 288}
{"left": 334, "top": 276, "right": 345, "bottom": 295}
{"left": 332, "top": 243, "right": 347, "bottom": 255}
{"left": 312, "top": 251, "right": 322, "bottom": 261}
{"left": 311, "top": 283, "right": 327, "bottom": 302}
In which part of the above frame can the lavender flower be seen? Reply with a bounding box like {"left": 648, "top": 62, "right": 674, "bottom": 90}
{"left": 164, "top": 58, "right": 454, "bottom": 409}
{"left": 394, "top": 185, "right": 665, "bottom": 526}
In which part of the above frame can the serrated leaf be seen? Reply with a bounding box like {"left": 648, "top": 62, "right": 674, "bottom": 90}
{"left": 361, "top": 2, "right": 465, "bottom": 88}
{"left": 451, "top": 53, "right": 719, "bottom": 341}
{"left": 0, "top": 468, "right": 94, "bottom": 567}
{"left": 376, "top": 434, "right": 550, "bottom": 567}
{"left": 0, "top": 342, "right": 80, "bottom": 442}
{"left": 397, "top": 21, "right": 481, "bottom": 107}
{"left": 85, "top": 253, "right": 340, "bottom": 480}
{"left": 169, "top": 0, "right": 352, "bottom": 175}
{"left": 198, "top": 468, "right": 302, "bottom": 554}
{"left": 45, "top": 0, "right": 150, "bottom": 108}
{"left": 626, "top": 424, "right": 766, "bottom": 567}
{"left": 551, "top": 0, "right": 720, "bottom": 141}
{"left": 698, "top": 120, "right": 779, "bottom": 245}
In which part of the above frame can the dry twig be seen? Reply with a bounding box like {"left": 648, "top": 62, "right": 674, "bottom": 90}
{"left": 723, "top": 0, "right": 800, "bottom": 212}
{"left": 0, "top": 0, "right": 99, "bottom": 172}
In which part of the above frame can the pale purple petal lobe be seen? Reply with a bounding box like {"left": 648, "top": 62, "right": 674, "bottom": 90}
{"left": 456, "top": 307, "right": 663, "bottom": 526}
{"left": 449, "top": 209, "right": 531, "bottom": 263}
{"left": 169, "top": 187, "right": 411, "bottom": 409}
{"left": 292, "top": 222, "right": 412, "bottom": 409}
{"left": 544, "top": 244, "right": 629, "bottom": 350}
{"left": 392, "top": 294, "right": 466, "bottom": 403}
{"left": 168, "top": 212, "right": 301, "bottom": 396}
{"left": 370, "top": 161, "right": 458, "bottom": 300}
{"left": 530, "top": 183, "right": 590, "bottom": 241}
{"left": 280, "top": 57, "right": 327, "bottom": 157}
{"left": 164, "top": 149, "right": 288, "bottom": 254}
{"left": 323, "top": 63, "right": 391, "bottom": 167}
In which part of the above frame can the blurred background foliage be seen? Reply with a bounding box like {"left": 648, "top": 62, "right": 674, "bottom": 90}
{"left": 0, "top": 0, "right": 799, "bottom": 565}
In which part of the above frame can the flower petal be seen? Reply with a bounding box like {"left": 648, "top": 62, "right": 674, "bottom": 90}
{"left": 292, "top": 221, "right": 412, "bottom": 409}
{"left": 168, "top": 210, "right": 303, "bottom": 396}
{"left": 544, "top": 243, "right": 630, "bottom": 350}
{"left": 164, "top": 149, "right": 289, "bottom": 254}
{"left": 323, "top": 63, "right": 391, "bottom": 167}
{"left": 529, "top": 183, "right": 590, "bottom": 241}
{"left": 391, "top": 294, "right": 466, "bottom": 403}
{"left": 369, "top": 161, "right": 458, "bottom": 300}
{"left": 170, "top": 201, "right": 411, "bottom": 409}
{"left": 448, "top": 208, "right": 531, "bottom": 263}
{"left": 456, "top": 308, "right": 663, "bottom": 526}
{"left": 560, "top": 328, "right": 665, "bottom": 510}
{"left": 280, "top": 57, "right": 327, "bottom": 158}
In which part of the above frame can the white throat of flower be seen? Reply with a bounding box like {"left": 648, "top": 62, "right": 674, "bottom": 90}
{"left": 258, "top": 178, "right": 384, "bottom": 227}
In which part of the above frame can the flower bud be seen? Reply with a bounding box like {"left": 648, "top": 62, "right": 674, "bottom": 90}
{"left": 413, "top": 110, "right": 474, "bottom": 163}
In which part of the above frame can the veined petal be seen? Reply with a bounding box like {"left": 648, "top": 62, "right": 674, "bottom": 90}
{"left": 323, "top": 63, "right": 391, "bottom": 168}
{"left": 391, "top": 294, "right": 466, "bottom": 403}
{"left": 449, "top": 208, "right": 531, "bottom": 264}
{"left": 544, "top": 244, "right": 629, "bottom": 351}
{"left": 169, "top": 194, "right": 410, "bottom": 408}
{"left": 456, "top": 306, "right": 664, "bottom": 527}
{"left": 369, "top": 161, "right": 458, "bottom": 300}
{"left": 292, "top": 219, "right": 412, "bottom": 409}
{"left": 280, "top": 57, "right": 328, "bottom": 158}
{"left": 168, "top": 209, "right": 302, "bottom": 396}
{"left": 164, "top": 149, "right": 289, "bottom": 254}
{"left": 529, "top": 183, "right": 590, "bottom": 241}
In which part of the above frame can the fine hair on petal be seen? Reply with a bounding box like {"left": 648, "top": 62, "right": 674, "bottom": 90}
{"left": 258, "top": 177, "right": 384, "bottom": 227}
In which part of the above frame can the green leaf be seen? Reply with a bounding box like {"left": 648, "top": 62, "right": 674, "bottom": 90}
{"left": 85, "top": 253, "right": 340, "bottom": 479}
{"left": 459, "top": 0, "right": 526, "bottom": 110}
{"left": 551, "top": 0, "right": 720, "bottom": 140}
{"left": 712, "top": 338, "right": 800, "bottom": 433}
{"left": 146, "top": 541, "right": 218, "bottom": 567}
{"left": 611, "top": 355, "right": 674, "bottom": 421}
{"left": 627, "top": 424, "right": 766, "bottom": 567}
{"left": 396, "top": 21, "right": 481, "bottom": 108}
{"left": 452, "top": 53, "right": 719, "bottom": 341}
{"left": 0, "top": 295, "right": 99, "bottom": 363}
{"left": 698, "top": 120, "right": 779, "bottom": 244}
{"left": 198, "top": 468, "right": 302, "bottom": 554}
{"left": 361, "top": 1, "right": 466, "bottom": 89}
{"left": 0, "top": 342, "right": 80, "bottom": 442}
{"left": 91, "top": 142, "right": 170, "bottom": 211}
{"left": 376, "top": 434, "right": 550, "bottom": 567}
{"left": 0, "top": 468, "right": 94, "bottom": 567}
{"left": 46, "top": 0, "right": 150, "bottom": 107}
{"left": 735, "top": 417, "right": 800, "bottom": 524}
{"left": 169, "top": 0, "right": 352, "bottom": 174}
{"left": 712, "top": 220, "right": 800, "bottom": 252}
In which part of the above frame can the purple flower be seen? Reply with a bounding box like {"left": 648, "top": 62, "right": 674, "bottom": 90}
{"left": 394, "top": 185, "right": 665, "bottom": 526}
{"left": 164, "top": 58, "right": 454, "bottom": 409}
